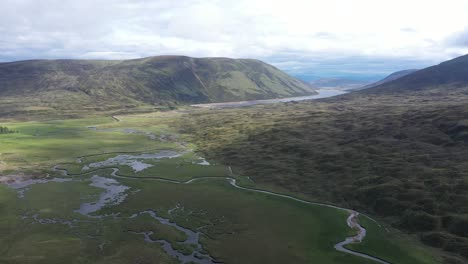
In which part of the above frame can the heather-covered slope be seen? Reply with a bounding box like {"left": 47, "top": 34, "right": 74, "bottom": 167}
{"left": 361, "top": 54, "right": 468, "bottom": 95}
{"left": 356, "top": 69, "right": 418, "bottom": 90}
{"left": 179, "top": 54, "right": 468, "bottom": 263}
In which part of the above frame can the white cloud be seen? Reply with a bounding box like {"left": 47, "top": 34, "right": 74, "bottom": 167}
{"left": 1, "top": 0, "right": 468, "bottom": 78}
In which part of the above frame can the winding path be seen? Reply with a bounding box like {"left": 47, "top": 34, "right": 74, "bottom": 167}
{"left": 51, "top": 163, "right": 391, "bottom": 264}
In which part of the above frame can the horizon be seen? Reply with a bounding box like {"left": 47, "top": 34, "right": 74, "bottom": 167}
{"left": 0, "top": 52, "right": 461, "bottom": 83}
{"left": 1, "top": 0, "right": 468, "bottom": 80}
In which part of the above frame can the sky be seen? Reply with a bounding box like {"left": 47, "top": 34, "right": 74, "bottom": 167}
{"left": 1, "top": 0, "right": 468, "bottom": 81}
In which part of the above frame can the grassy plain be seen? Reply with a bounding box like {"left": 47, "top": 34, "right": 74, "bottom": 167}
{"left": 0, "top": 111, "right": 441, "bottom": 263}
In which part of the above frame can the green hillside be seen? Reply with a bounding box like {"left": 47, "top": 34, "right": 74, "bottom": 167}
{"left": 0, "top": 56, "right": 315, "bottom": 119}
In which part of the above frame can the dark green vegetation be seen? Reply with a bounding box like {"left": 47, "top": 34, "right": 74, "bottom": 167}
{"left": 179, "top": 54, "right": 468, "bottom": 263}
{"left": 359, "top": 54, "right": 468, "bottom": 95}
{"left": 0, "top": 126, "right": 16, "bottom": 134}
{"left": 0, "top": 114, "right": 437, "bottom": 264}
{"left": 0, "top": 56, "right": 314, "bottom": 119}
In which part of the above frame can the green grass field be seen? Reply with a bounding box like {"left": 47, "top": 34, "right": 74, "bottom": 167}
{"left": 0, "top": 112, "right": 441, "bottom": 263}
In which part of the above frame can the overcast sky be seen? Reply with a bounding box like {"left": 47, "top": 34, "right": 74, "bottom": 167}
{"left": 1, "top": 0, "right": 468, "bottom": 80}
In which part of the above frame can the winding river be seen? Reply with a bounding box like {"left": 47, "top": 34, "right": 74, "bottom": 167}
{"left": 191, "top": 89, "right": 347, "bottom": 108}
{"left": 334, "top": 211, "right": 390, "bottom": 264}
{"left": 130, "top": 210, "right": 216, "bottom": 264}
{"left": 0, "top": 90, "right": 395, "bottom": 263}
{"left": 225, "top": 177, "right": 390, "bottom": 264}
{"left": 49, "top": 159, "right": 391, "bottom": 264}
{"left": 51, "top": 166, "right": 218, "bottom": 264}
{"left": 3, "top": 116, "right": 391, "bottom": 264}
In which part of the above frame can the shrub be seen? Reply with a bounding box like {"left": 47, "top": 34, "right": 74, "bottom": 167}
{"left": 399, "top": 210, "right": 439, "bottom": 232}
{"left": 0, "top": 126, "right": 16, "bottom": 134}
{"left": 421, "top": 232, "right": 450, "bottom": 248}
{"left": 444, "top": 216, "right": 468, "bottom": 237}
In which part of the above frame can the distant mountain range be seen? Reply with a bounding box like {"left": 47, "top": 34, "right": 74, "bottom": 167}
{"left": 0, "top": 56, "right": 315, "bottom": 117}
{"left": 309, "top": 78, "right": 370, "bottom": 89}
{"left": 309, "top": 69, "right": 420, "bottom": 91}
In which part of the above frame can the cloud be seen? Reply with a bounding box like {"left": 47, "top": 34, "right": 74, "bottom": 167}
{"left": 447, "top": 27, "right": 468, "bottom": 47}
{"left": 1, "top": 0, "right": 468, "bottom": 79}
{"left": 400, "top": 28, "right": 417, "bottom": 33}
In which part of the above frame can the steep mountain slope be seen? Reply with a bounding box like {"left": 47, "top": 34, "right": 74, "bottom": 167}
{"left": 0, "top": 56, "right": 315, "bottom": 118}
{"left": 361, "top": 54, "right": 468, "bottom": 94}
{"left": 356, "top": 69, "right": 418, "bottom": 90}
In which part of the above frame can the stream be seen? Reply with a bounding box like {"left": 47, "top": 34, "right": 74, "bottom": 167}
{"left": 130, "top": 210, "right": 216, "bottom": 264}
{"left": 225, "top": 177, "right": 390, "bottom": 263}
{"left": 1, "top": 175, "right": 73, "bottom": 198}
{"left": 74, "top": 175, "right": 129, "bottom": 216}
{"left": 2, "top": 137, "right": 389, "bottom": 263}
{"left": 2, "top": 166, "right": 217, "bottom": 263}
{"left": 101, "top": 162, "right": 392, "bottom": 264}
{"left": 334, "top": 211, "right": 390, "bottom": 264}
{"left": 85, "top": 151, "right": 184, "bottom": 173}
{"left": 68, "top": 172, "right": 217, "bottom": 263}
{"left": 50, "top": 157, "right": 391, "bottom": 264}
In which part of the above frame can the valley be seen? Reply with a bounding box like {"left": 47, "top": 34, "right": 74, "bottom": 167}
{"left": 2, "top": 1, "right": 467, "bottom": 263}
{"left": 1, "top": 54, "right": 468, "bottom": 264}
{"left": 0, "top": 110, "right": 438, "bottom": 264}
{"left": 179, "top": 72, "right": 468, "bottom": 263}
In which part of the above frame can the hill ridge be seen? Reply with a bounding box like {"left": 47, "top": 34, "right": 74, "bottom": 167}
{"left": 0, "top": 55, "right": 316, "bottom": 118}
{"left": 361, "top": 54, "right": 468, "bottom": 94}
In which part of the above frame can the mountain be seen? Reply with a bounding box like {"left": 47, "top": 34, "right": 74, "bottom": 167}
{"left": 361, "top": 54, "right": 468, "bottom": 94}
{"left": 0, "top": 56, "right": 315, "bottom": 118}
{"left": 309, "top": 78, "right": 370, "bottom": 89}
{"left": 356, "top": 69, "right": 418, "bottom": 90}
